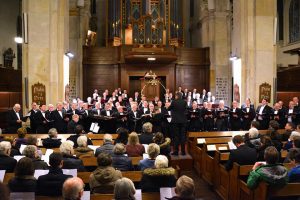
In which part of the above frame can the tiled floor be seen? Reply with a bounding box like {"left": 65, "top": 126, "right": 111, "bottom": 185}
{"left": 181, "top": 170, "right": 222, "bottom": 200}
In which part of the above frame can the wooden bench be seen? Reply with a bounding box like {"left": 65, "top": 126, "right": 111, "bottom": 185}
{"left": 81, "top": 156, "right": 143, "bottom": 167}
{"left": 90, "top": 192, "right": 160, "bottom": 200}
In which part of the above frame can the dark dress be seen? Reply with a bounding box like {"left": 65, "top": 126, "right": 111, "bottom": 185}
{"left": 8, "top": 176, "right": 37, "bottom": 192}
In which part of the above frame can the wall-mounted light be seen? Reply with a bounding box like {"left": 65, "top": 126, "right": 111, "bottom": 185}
{"left": 147, "top": 57, "right": 156, "bottom": 61}
{"left": 65, "top": 51, "right": 74, "bottom": 58}
{"left": 14, "top": 37, "right": 23, "bottom": 44}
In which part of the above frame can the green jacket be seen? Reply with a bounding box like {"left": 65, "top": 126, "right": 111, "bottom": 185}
{"left": 247, "top": 164, "right": 288, "bottom": 189}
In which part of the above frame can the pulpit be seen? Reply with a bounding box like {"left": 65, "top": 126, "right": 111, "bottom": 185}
{"left": 140, "top": 77, "right": 160, "bottom": 100}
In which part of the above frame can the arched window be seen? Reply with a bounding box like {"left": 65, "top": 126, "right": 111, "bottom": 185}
{"left": 289, "top": 0, "right": 300, "bottom": 43}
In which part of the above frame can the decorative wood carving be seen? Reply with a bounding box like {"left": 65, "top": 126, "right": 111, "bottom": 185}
{"left": 259, "top": 82, "right": 272, "bottom": 102}
{"left": 32, "top": 82, "right": 46, "bottom": 105}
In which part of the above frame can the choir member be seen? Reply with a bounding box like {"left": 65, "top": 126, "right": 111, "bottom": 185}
{"left": 182, "top": 88, "right": 189, "bottom": 100}
{"left": 28, "top": 102, "right": 39, "bottom": 133}
{"left": 114, "top": 106, "right": 128, "bottom": 130}
{"left": 271, "top": 103, "right": 286, "bottom": 129}
{"left": 35, "top": 104, "right": 50, "bottom": 133}
{"left": 188, "top": 101, "right": 202, "bottom": 132}
{"left": 52, "top": 102, "right": 69, "bottom": 133}
{"left": 255, "top": 98, "right": 271, "bottom": 130}
{"left": 6, "top": 104, "right": 27, "bottom": 133}
{"left": 286, "top": 101, "right": 298, "bottom": 125}
{"left": 229, "top": 101, "right": 242, "bottom": 131}
{"left": 203, "top": 102, "right": 215, "bottom": 131}
{"left": 201, "top": 89, "right": 208, "bottom": 102}
{"left": 128, "top": 102, "right": 142, "bottom": 132}
{"left": 215, "top": 100, "right": 229, "bottom": 131}
{"left": 134, "top": 92, "right": 141, "bottom": 103}
{"left": 192, "top": 88, "right": 197, "bottom": 101}
{"left": 241, "top": 98, "right": 256, "bottom": 130}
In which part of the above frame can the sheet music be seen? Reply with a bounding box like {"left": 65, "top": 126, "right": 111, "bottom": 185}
{"left": 207, "top": 145, "right": 217, "bottom": 151}
{"left": 218, "top": 146, "right": 228, "bottom": 151}
{"left": 81, "top": 191, "right": 90, "bottom": 200}
{"left": 143, "top": 153, "right": 149, "bottom": 159}
{"left": 160, "top": 187, "right": 176, "bottom": 200}
{"left": 34, "top": 169, "right": 49, "bottom": 179}
{"left": 90, "top": 123, "right": 95, "bottom": 132}
{"left": 62, "top": 169, "right": 77, "bottom": 177}
{"left": 41, "top": 155, "right": 50, "bottom": 166}
{"left": 228, "top": 141, "right": 237, "bottom": 150}
{"left": 20, "top": 144, "right": 27, "bottom": 154}
{"left": 197, "top": 138, "right": 206, "bottom": 144}
{"left": 13, "top": 155, "right": 25, "bottom": 162}
{"left": 134, "top": 189, "right": 142, "bottom": 200}
{"left": 142, "top": 144, "right": 149, "bottom": 154}
{"left": 88, "top": 145, "right": 98, "bottom": 153}
{"left": 90, "top": 123, "right": 100, "bottom": 133}
{"left": 45, "top": 149, "right": 54, "bottom": 157}
{"left": 0, "top": 170, "right": 5, "bottom": 182}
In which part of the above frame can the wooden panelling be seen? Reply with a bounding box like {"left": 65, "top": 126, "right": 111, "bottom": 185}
{"left": 176, "top": 47, "right": 210, "bottom": 65}
{"left": 83, "top": 47, "right": 120, "bottom": 64}
{"left": 277, "top": 92, "right": 300, "bottom": 106}
{"left": 277, "top": 66, "right": 300, "bottom": 91}
{"left": 176, "top": 65, "right": 210, "bottom": 91}
{"left": 83, "top": 64, "right": 119, "bottom": 99}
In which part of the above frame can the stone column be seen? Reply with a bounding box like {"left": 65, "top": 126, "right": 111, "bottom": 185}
{"left": 233, "top": 0, "right": 277, "bottom": 106}
{"left": 22, "top": 0, "right": 69, "bottom": 110}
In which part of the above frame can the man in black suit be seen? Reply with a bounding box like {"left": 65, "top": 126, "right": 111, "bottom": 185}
{"left": 35, "top": 104, "right": 50, "bottom": 133}
{"left": 52, "top": 102, "right": 69, "bottom": 133}
{"left": 6, "top": 104, "right": 26, "bottom": 133}
{"left": 256, "top": 98, "right": 271, "bottom": 130}
{"left": 0, "top": 141, "right": 17, "bottom": 172}
{"left": 225, "top": 135, "right": 257, "bottom": 171}
{"left": 168, "top": 92, "right": 188, "bottom": 155}
{"left": 37, "top": 152, "right": 72, "bottom": 196}
{"left": 28, "top": 102, "right": 39, "bottom": 133}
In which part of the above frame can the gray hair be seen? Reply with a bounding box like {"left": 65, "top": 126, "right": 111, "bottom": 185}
{"left": 155, "top": 155, "right": 169, "bottom": 168}
{"left": 113, "top": 143, "right": 126, "bottom": 155}
{"left": 48, "top": 128, "right": 58, "bottom": 138}
{"left": 114, "top": 177, "right": 136, "bottom": 200}
{"left": 147, "top": 143, "right": 160, "bottom": 159}
{"left": 23, "top": 145, "right": 37, "bottom": 158}
{"left": 249, "top": 128, "right": 259, "bottom": 138}
{"left": 60, "top": 141, "right": 74, "bottom": 155}
{"left": 176, "top": 175, "right": 195, "bottom": 198}
{"left": 104, "top": 134, "right": 113, "bottom": 142}
{"left": 142, "top": 122, "right": 153, "bottom": 134}
{"left": 0, "top": 141, "right": 11, "bottom": 154}
{"left": 77, "top": 136, "right": 88, "bottom": 147}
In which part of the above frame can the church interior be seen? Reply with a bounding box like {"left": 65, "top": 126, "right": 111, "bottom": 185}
{"left": 0, "top": 0, "right": 300, "bottom": 199}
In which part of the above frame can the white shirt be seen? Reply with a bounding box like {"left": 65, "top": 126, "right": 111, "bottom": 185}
{"left": 106, "top": 110, "right": 111, "bottom": 116}
{"left": 15, "top": 112, "right": 20, "bottom": 120}
{"left": 259, "top": 105, "right": 265, "bottom": 115}
{"left": 246, "top": 107, "right": 250, "bottom": 113}
{"left": 42, "top": 112, "right": 46, "bottom": 118}
{"left": 274, "top": 110, "right": 278, "bottom": 115}
{"left": 232, "top": 108, "right": 236, "bottom": 113}
{"left": 58, "top": 110, "right": 63, "bottom": 118}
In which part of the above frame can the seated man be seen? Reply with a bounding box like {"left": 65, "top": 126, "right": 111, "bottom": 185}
{"left": 288, "top": 151, "right": 300, "bottom": 183}
{"left": 63, "top": 177, "right": 85, "bottom": 200}
{"left": 67, "top": 114, "right": 80, "bottom": 134}
{"left": 95, "top": 134, "right": 114, "bottom": 157}
{"left": 138, "top": 143, "right": 160, "bottom": 171}
{"left": 37, "top": 152, "right": 72, "bottom": 196}
{"left": 139, "top": 122, "right": 154, "bottom": 144}
{"left": 225, "top": 135, "right": 257, "bottom": 171}
{"left": 42, "top": 128, "right": 62, "bottom": 148}
{"left": 112, "top": 143, "right": 133, "bottom": 171}
{"left": 0, "top": 141, "right": 17, "bottom": 172}
{"left": 23, "top": 145, "right": 48, "bottom": 170}
{"left": 247, "top": 146, "right": 288, "bottom": 189}
{"left": 284, "top": 136, "right": 300, "bottom": 163}
{"left": 89, "top": 152, "right": 122, "bottom": 194}
{"left": 168, "top": 175, "right": 195, "bottom": 200}
{"left": 60, "top": 141, "right": 85, "bottom": 172}
{"left": 67, "top": 125, "right": 92, "bottom": 148}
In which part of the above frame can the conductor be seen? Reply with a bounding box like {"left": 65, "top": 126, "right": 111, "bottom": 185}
{"left": 168, "top": 92, "right": 188, "bottom": 155}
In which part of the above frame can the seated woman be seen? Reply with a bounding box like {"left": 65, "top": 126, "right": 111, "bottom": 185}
{"left": 139, "top": 143, "right": 160, "bottom": 171}
{"left": 114, "top": 177, "right": 136, "bottom": 200}
{"left": 26, "top": 136, "right": 43, "bottom": 158}
{"left": 15, "top": 127, "right": 27, "bottom": 149}
{"left": 115, "top": 127, "right": 129, "bottom": 145}
{"left": 74, "top": 136, "right": 94, "bottom": 158}
{"left": 126, "top": 132, "right": 145, "bottom": 157}
{"left": 89, "top": 152, "right": 122, "bottom": 194}
{"left": 247, "top": 146, "right": 288, "bottom": 189}
{"left": 153, "top": 132, "right": 171, "bottom": 157}
{"left": 257, "top": 135, "right": 274, "bottom": 161}
{"left": 8, "top": 157, "right": 37, "bottom": 192}
{"left": 23, "top": 145, "right": 48, "bottom": 170}
{"left": 141, "top": 155, "right": 177, "bottom": 192}
{"left": 60, "top": 141, "right": 85, "bottom": 172}
{"left": 112, "top": 143, "right": 133, "bottom": 171}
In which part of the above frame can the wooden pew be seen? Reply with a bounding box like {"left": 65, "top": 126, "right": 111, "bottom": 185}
{"left": 90, "top": 192, "right": 160, "bottom": 200}
{"left": 81, "top": 156, "right": 143, "bottom": 167}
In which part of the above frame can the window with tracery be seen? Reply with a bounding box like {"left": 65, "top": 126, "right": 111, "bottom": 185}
{"left": 289, "top": 0, "right": 300, "bottom": 43}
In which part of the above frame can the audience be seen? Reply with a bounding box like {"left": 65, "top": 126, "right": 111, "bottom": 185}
{"left": 282, "top": 122, "right": 295, "bottom": 141}
{"left": 37, "top": 152, "right": 72, "bottom": 196}
{"left": 89, "top": 152, "right": 122, "bottom": 194}
{"left": 169, "top": 175, "right": 195, "bottom": 200}
{"left": 141, "top": 155, "right": 176, "bottom": 192}
{"left": 26, "top": 135, "right": 43, "bottom": 158}
{"left": 60, "top": 141, "right": 85, "bottom": 172}
{"left": 139, "top": 122, "right": 154, "bottom": 144}
{"left": 23, "top": 145, "right": 48, "bottom": 170}
{"left": 225, "top": 135, "right": 257, "bottom": 171}
{"left": 247, "top": 146, "right": 288, "bottom": 189}
{"left": 267, "top": 120, "right": 282, "bottom": 151}
{"left": 15, "top": 127, "right": 27, "bottom": 149}
{"left": 257, "top": 135, "right": 274, "bottom": 161}
{"left": 8, "top": 157, "right": 37, "bottom": 192}
{"left": 114, "top": 177, "right": 136, "bottom": 200}
{"left": 288, "top": 151, "right": 300, "bottom": 183}
{"left": 67, "top": 114, "right": 80, "bottom": 133}
{"left": 74, "top": 136, "right": 94, "bottom": 158}
{"left": 126, "top": 132, "right": 145, "bottom": 157}
{"left": 95, "top": 134, "right": 114, "bottom": 157}
{"left": 153, "top": 132, "right": 171, "bottom": 157}
{"left": 115, "top": 127, "right": 129, "bottom": 145}
{"left": 284, "top": 136, "right": 300, "bottom": 163}
{"left": 139, "top": 143, "right": 160, "bottom": 171}
{"left": 244, "top": 127, "right": 259, "bottom": 148}
{"left": 62, "top": 177, "right": 85, "bottom": 200}
{"left": 42, "top": 128, "right": 61, "bottom": 148}
{"left": 112, "top": 143, "right": 133, "bottom": 171}
{"left": 66, "top": 125, "right": 93, "bottom": 148}
{"left": 0, "top": 141, "right": 17, "bottom": 172}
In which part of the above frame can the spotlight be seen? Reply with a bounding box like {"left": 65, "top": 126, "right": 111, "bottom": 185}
{"left": 65, "top": 52, "right": 74, "bottom": 58}
{"left": 147, "top": 57, "right": 156, "bottom": 61}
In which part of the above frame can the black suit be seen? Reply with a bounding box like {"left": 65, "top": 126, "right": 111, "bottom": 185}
{"left": 28, "top": 109, "right": 38, "bottom": 133}
{"left": 168, "top": 98, "right": 187, "bottom": 154}
{"left": 229, "top": 108, "right": 242, "bottom": 131}
{"left": 37, "top": 168, "right": 72, "bottom": 196}
{"left": 0, "top": 153, "right": 17, "bottom": 172}
{"left": 128, "top": 110, "right": 142, "bottom": 132}
{"left": 225, "top": 144, "right": 257, "bottom": 170}
{"left": 6, "top": 109, "right": 25, "bottom": 133}
{"left": 52, "top": 110, "right": 68, "bottom": 133}
{"left": 256, "top": 105, "right": 271, "bottom": 130}
{"left": 241, "top": 107, "right": 256, "bottom": 130}
{"left": 35, "top": 110, "right": 50, "bottom": 133}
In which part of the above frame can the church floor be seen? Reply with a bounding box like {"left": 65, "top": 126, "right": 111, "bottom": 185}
{"left": 181, "top": 170, "right": 222, "bottom": 200}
